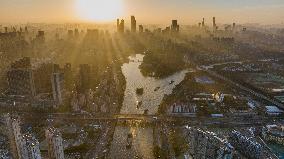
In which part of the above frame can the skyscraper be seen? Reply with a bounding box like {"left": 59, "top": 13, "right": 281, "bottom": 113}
{"left": 120, "top": 19, "right": 125, "bottom": 33}
{"left": 233, "top": 23, "right": 236, "bottom": 30}
{"left": 36, "top": 30, "right": 45, "bottom": 43}
{"left": 117, "top": 19, "right": 125, "bottom": 33}
{"left": 78, "top": 64, "right": 91, "bottom": 93}
{"left": 131, "top": 16, "right": 137, "bottom": 33}
{"left": 5, "top": 114, "right": 21, "bottom": 159}
{"left": 213, "top": 17, "right": 216, "bottom": 31}
{"left": 51, "top": 73, "right": 65, "bottom": 107}
{"left": 202, "top": 18, "right": 205, "bottom": 27}
{"left": 117, "top": 19, "right": 120, "bottom": 32}
{"left": 64, "top": 63, "right": 72, "bottom": 91}
{"left": 139, "top": 25, "right": 144, "bottom": 33}
{"left": 7, "top": 57, "right": 36, "bottom": 98}
{"left": 20, "top": 134, "right": 42, "bottom": 159}
{"left": 45, "top": 127, "right": 64, "bottom": 159}
{"left": 5, "top": 115, "right": 42, "bottom": 159}
{"left": 171, "top": 20, "right": 179, "bottom": 33}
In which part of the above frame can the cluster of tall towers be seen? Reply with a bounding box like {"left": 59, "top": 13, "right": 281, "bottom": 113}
{"left": 199, "top": 17, "right": 236, "bottom": 32}
{"left": 5, "top": 114, "right": 65, "bottom": 159}
{"left": 117, "top": 15, "right": 142, "bottom": 34}
{"left": 199, "top": 17, "right": 216, "bottom": 29}
{"left": 117, "top": 16, "right": 236, "bottom": 34}
{"left": 117, "top": 16, "right": 179, "bottom": 34}
{"left": 117, "top": 19, "right": 125, "bottom": 33}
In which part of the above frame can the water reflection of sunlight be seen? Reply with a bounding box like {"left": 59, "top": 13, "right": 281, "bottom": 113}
{"left": 130, "top": 126, "right": 137, "bottom": 137}
{"left": 121, "top": 54, "right": 189, "bottom": 115}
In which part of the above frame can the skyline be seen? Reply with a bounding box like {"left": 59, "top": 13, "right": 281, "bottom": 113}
{"left": 2, "top": 0, "right": 284, "bottom": 159}
{"left": 1, "top": 0, "right": 284, "bottom": 24}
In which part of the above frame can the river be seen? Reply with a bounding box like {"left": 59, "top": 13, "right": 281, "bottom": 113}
{"left": 109, "top": 54, "right": 188, "bottom": 158}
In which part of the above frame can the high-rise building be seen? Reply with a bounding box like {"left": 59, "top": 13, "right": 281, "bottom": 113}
{"left": 139, "top": 25, "right": 144, "bottom": 33}
{"left": 5, "top": 114, "right": 42, "bottom": 159}
{"left": 171, "top": 20, "right": 179, "bottom": 32}
{"left": 202, "top": 18, "right": 205, "bottom": 27}
{"left": 78, "top": 64, "right": 91, "bottom": 93}
{"left": 213, "top": 17, "right": 217, "bottom": 31}
{"left": 7, "top": 57, "right": 36, "bottom": 97}
{"left": 51, "top": 73, "right": 65, "bottom": 107}
{"left": 131, "top": 16, "right": 137, "bottom": 33}
{"left": 117, "top": 19, "right": 125, "bottom": 33}
{"left": 74, "top": 28, "right": 79, "bottom": 37}
{"left": 233, "top": 23, "right": 236, "bottom": 30}
{"left": 20, "top": 134, "right": 42, "bottom": 159}
{"left": 45, "top": 127, "right": 64, "bottom": 159}
{"left": 67, "top": 30, "right": 74, "bottom": 38}
{"left": 36, "top": 30, "right": 45, "bottom": 43}
{"left": 117, "top": 19, "right": 120, "bottom": 32}
{"left": 34, "top": 63, "right": 54, "bottom": 94}
{"left": 64, "top": 63, "right": 73, "bottom": 91}
{"left": 32, "top": 62, "right": 71, "bottom": 107}
{"left": 5, "top": 114, "right": 22, "bottom": 159}
{"left": 120, "top": 19, "right": 125, "bottom": 33}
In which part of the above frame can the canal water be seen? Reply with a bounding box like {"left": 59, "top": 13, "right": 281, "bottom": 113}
{"left": 268, "top": 143, "right": 284, "bottom": 159}
{"left": 109, "top": 54, "right": 188, "bottom": 158}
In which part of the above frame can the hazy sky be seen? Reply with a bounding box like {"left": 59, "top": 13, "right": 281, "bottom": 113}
{"left": 1, "top": 0, "right": 284, "bottom": 24}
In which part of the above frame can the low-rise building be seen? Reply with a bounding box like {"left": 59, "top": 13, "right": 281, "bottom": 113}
{"left": 184, "top": 126, "right": 234, "bottom": 159}
{"left": 265, "top": 106, "right": 284, "bottom": 116}
{"left": 168, "top": 102, "right": 196, "bottom": 116}
{"left": 262, "top": 124, "right": 284, "bottom": 145}
{"left": 229, "top": 130, "right": 264, "bottom": 159}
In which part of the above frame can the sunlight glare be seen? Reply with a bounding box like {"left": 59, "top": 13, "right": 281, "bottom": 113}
{"left": 75, "top": 0, "right": 124, "bottom": 22}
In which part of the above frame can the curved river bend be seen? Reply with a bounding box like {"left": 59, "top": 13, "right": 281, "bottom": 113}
{"left": 109, "top": 54, "right": 188, "bottom": 158}
{"left": 121, "top": 54, "right": 188, "bottom": 115}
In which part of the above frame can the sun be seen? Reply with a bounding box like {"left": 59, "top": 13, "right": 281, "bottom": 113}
{"left": 75, "top": 0, "right": 124, "bottom": 22}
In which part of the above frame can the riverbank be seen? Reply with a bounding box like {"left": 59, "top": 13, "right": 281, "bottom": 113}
{"left": 139, "top": 50, "right": 186, "bottom": 78}
{"left": 108, "top": 54, "right": 188, "bottom": 158}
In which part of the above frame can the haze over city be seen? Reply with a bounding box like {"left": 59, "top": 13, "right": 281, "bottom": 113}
{"left": 1, "top": 0, "right": 284, "bottom": 24}
{"left": 1, "top": 0, "right": 284, "bottom": 159}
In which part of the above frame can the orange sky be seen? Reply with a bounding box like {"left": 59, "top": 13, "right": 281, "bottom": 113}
{"left": 0, "top": 0, "right": 284, "bottom": 24}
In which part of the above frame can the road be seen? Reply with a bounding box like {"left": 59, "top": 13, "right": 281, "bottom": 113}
{"left": 20, "top": 111, "right": 283, "bottom": 128}
{"left": 86, "top": 124, "right": 114, "bottom": 158}
{"left": 201, "top": 67, "right": 284, "bottom": 109}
